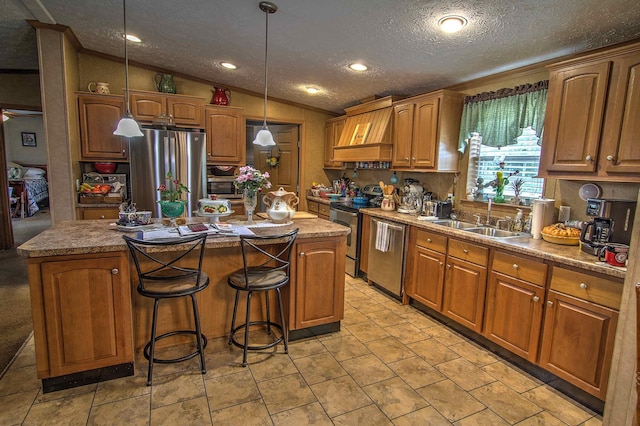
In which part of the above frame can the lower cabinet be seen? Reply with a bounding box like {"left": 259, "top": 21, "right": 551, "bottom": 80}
{"left": 29, "top": 252, "right": 133, "bottom": 378}
{"left": 290, "top": 237, "right": 346, "bottom": 329}
{"left": 406, "top": 228, "right": 447, "bottom": 311}
{"left": 359, "top": 215, "right": 370, "bottom": 274}
{"left": 306, "top": 198, "right": 330, "bottom": 220}
{"left": 77, "top": 207, "right": 120, "bottom": 220}
{"left": 442, "top": 239, "right": 488, "bottom": 333}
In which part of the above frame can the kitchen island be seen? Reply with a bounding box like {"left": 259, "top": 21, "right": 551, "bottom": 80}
{"left": 18, "top": 218, "right": 348, "bottom": 391}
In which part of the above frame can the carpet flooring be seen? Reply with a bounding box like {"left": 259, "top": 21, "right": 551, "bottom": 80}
{"left": 0, "top": 210, "right": 51, "bottom": 377}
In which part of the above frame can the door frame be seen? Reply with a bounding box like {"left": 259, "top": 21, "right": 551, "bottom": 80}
{"left": 245, "top": 116, "right": 304, "bottom": 207}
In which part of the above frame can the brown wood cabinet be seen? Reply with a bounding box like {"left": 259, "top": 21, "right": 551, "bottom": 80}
{"left": 77, "top": 93, "right": 128, "bottom": 161}
{"left": 324, "top": 116, "right": 346, "bottom": 169}
{"left": 130, "top": 90, "right": 205, "bottom": 128}
{"left": 290, "top": 237, "right": 345, "bottom": 329}
{"left": 392, "top": 90, "right": 463, "bottom": 171}
{"left": 442, "top": 239, "right": 488, "bottom": 333}
{"left": 204, "top": 106, "right": 245, "bottom": 164}
{"left": 406, "top": 228, "right": 447, "bottom": 311}
{"left": 540, "top": 42, "right": 640, "bottom": 180}
{"left": 359, "top": 214, "right": 370, "bottom": 274}
{"left": 29, "top": 252, "right": 133, "bottom": 378}
{"left": 483, "top": 251, "right": 547, "bottom": 362}
{"left": 77, "top": 207, "right": 120, "bottom": 220}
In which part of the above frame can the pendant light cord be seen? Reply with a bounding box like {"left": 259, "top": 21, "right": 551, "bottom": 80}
{"left": 262, "top": 7, "right": 269, "bottom": 128}
{"left": 123, "top": 0, "right": 131, "bottom": 115}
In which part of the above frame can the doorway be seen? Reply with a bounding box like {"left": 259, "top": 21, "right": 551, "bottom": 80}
{"left": 246, "top": 121, "right": 300, "bottom": 211}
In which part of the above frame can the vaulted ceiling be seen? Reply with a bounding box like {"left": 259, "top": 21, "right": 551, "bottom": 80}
{"left": 3, "top": 0, "right": 640, "bottom": 113}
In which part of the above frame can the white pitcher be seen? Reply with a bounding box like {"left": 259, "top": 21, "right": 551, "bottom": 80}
{"left": 263, "top": 187, "right": 299, "bottom": 223}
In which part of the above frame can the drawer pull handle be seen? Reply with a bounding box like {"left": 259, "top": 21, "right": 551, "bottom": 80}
{"left": 100, "top": 215, "right": 105, "bottom": 219}
{"left": 533, "top": 296, "right": 540, "bottom": 302}
{"left": 512, "top": 264, "right": 519, "bottom": 270}
{"left": 585, "top": 154, "right": 593, "bottom": 161}
{"left": 446, "top": 264, "right": 451, "bottom": 269}
{"left": 547, "top": 301, "right": 553, "bottom": 307}
{"left": 606, "top": 155, "right": 614, "bottom": 161}
{"left": 427, "top": 238, "right": 432, "bottom": 243}
{"left": 122, "top": 149, "right": 126, "bottom": 154}
{"left": 463, "top": 249, "right": 468, "bottom": 254}
{"left": 439, "top": 261, "right": 443, "bottom": 266}
{"left": 111, "top": 269, "right": 119, "bottom": 275}
{"left": 300, "top": 252, "right": 305, "bottom": 257}
{"left": 580, "top": 283, "right": 587, "bottom": 289}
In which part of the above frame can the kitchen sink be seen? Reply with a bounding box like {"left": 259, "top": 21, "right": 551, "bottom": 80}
{"left": 431, "top": 220, "right": 478, "bottom": 229}
{"left": 463, "top": 227, "right": 525, "bottom": 238}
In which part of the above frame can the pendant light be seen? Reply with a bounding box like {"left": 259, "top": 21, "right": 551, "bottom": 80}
{"left": 113, "top": 0, "right": 143, "bottom": 137}
{"left": 253, "top": 1, "right": 277, "bottom": 146}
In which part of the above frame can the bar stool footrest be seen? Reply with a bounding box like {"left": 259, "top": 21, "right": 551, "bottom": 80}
{"left": 230, "top": 320, "right": 285, "bottom": 351}
{"left": 144, "top": 330, "right": 208, "bottom": 364}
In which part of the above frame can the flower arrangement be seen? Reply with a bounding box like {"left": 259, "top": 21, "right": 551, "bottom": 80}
{"left": 233, "top": 166, "right": 272, "bottom": 195}
{"left": 157, "top": 172, "right": 189, "bottom": 202}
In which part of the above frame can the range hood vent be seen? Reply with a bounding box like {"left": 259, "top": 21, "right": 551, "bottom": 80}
{"left": 333, "top": 96, "right": 397, "bottom": 162}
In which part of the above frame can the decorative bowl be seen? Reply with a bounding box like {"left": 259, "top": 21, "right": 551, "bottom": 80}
{"left": 541, "top": 232, "right": 580, "bottom": 245}
{"left": 325, "top": 193, "right": 340, "bottom": 201}
{"left": 94, "top": 162, "right": 117, "bottom": 173}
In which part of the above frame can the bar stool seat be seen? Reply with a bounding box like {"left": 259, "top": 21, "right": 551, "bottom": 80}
{"left": 123, "top": 233, "right": 209, "bottom": 385}
{"left": 227, "top": 229, "right": 298, "bottom": 366}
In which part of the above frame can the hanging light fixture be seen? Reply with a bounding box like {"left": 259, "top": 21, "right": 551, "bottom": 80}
{"left": 253, "top": 1, "right": 277, "bottom": 146}
{"left": 113, "top": 0, "right": 143, "bottom": 137}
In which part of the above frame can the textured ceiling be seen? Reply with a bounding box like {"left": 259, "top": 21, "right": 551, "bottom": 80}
{"left": 3, "top": 0, "right": 640, "bottom": 113}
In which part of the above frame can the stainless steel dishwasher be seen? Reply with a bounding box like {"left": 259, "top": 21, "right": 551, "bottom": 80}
{"left": 368, "top": 217, "right": 407, "bottom": 297}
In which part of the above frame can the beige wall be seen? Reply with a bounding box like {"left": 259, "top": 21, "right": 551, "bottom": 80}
{"left": 0, "top": 74, "right": 41, "bottom": 108}
{"left": 3, "top": 116, "right": 47, "bottom": 164}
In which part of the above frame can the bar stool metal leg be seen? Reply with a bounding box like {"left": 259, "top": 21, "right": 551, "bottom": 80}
{"left": 229, "top": 290, "right": 240, "bottom": 346}
{"left": 265, "top": 291, "right": 272, "bottom": 335}
{"left": 147, "top": 298, "right": 161, "bottom": 386}
{"left": 276, "top": 288, "right": 288, "bottom": 353}
{"left": 190, "top": 294, "right": 206, "bottom": 374}
{"left": 243, "top": 291, "right": 253, "bottom": 367}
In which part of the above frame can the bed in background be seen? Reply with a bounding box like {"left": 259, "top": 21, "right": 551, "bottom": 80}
{"left": 7, "top": 162, "right": 49, "bottom": 217}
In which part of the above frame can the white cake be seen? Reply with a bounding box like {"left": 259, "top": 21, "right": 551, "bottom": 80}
{"left": 198, "top": 198, "right": 231, "bottom": 215}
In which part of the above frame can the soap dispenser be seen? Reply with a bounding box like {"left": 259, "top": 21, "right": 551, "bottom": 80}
{"left": 513, "top": 209, "right": 524, "bottom": 232}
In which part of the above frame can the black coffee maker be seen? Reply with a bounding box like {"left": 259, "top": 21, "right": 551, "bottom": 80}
{"left": 580, "top": 198, "right": 636, "bottom": 255}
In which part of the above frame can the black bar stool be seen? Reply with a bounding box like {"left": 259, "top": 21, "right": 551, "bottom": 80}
{"left": 227, "top": 229, "right": 298, "bottom": 366}
{"left": 123, "top": 233, "right": 209, "bottom": 386}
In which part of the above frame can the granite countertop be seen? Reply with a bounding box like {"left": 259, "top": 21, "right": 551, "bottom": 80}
{"left": 18, "top": 217, "right": 350, "bottom": 258}
{"left": 306, "top": 195, "right": 332, "bottom": 205}
{"left": 362, "top": 209, "right": 625, "bottom": 280}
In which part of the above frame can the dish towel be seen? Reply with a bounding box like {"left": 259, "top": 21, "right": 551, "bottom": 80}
{"left": 375, "top": 222, "right": 391, "bottom": 252}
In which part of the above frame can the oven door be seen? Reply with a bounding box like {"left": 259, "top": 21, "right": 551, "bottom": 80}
{"left": 330, "top": 207, "right": 359, "bottom": 277}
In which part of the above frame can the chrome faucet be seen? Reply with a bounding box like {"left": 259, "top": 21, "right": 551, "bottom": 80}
{"left": 496, "top": 216, "right": 512, "bottom": 231}
{"left": 486, "top": 199, "right": 492, "bottom": 226}
{"left": 473, "top": 214, "right": 483, "bottom": 226}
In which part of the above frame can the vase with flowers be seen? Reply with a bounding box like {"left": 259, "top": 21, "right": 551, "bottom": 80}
{"left": 234, "top": 166, "right": 271, "bottom": 224}
{"left": 157, "top": 172, "right": 189, "bottom": 223}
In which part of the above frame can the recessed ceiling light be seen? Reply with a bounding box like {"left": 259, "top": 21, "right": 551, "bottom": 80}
{"left": 305, "top": 87, "right": 320, "bottom": 94}
{"left": 125, "top": 34, "right": 141, "bottom": 43}
{"left": 349, "top": 63, "right": 368, "bottom": 72}
{"left": 438, "top": 16, "right": 467, "bottom": 33}
{"left": 221, "top": 62, "right": 237, "bottom": 70}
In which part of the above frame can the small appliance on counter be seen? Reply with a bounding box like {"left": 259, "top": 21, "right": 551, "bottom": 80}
{"left": 422, "top": 200, "right": 453, "bottom": 219}
{"left": 580, "top": 198, "right": 636, "bottom": 255}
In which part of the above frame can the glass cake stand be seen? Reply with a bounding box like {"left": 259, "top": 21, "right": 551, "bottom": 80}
{"left": 193, "top": 210, "right": 234, "bottom": 223}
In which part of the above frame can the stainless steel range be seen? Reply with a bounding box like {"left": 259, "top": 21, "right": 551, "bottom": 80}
{"left": 329, "top": 184, "right": 381, "bottom": 277}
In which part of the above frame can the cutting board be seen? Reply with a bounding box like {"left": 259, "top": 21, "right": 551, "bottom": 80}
{"left": 257, "top": 211, "right": 318, "bottom": 219}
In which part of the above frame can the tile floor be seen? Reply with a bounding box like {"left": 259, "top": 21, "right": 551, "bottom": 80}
{"left": 0, "top": 275, "right": 602, "bottom": 425}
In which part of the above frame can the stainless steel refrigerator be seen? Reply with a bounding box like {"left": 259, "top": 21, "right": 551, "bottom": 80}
{"left": 129, "top": 128, "right": 206, "bottom": 219}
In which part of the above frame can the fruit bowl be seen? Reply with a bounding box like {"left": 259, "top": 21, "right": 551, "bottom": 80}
{"left": 94, "top": 162, "right": 117, "bottom": 173}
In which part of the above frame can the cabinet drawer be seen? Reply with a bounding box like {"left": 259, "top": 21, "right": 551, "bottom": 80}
{"left": 79, "top": 207, "right": 119, "bottom": 220}
{"left": 307, "top": 200, "right": 319, "bottom": 214}
{"left": 318, "top": 204, "right": 330, "bottom": 217}
{"left": 415, "top": 229, "right": 447, "bottom": 253}
{"left": 492, "top": 251, "right": 547, "bottom": 286}
{"left": 448, "top": 238, "right": 488, "bottom": 266}
{"left": 550, "top": 266, "right": 622, "bottom": 310}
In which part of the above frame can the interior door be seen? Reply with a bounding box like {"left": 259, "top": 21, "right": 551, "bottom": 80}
{"left": 253, "top": 124, "right": 300, "bottom": 201}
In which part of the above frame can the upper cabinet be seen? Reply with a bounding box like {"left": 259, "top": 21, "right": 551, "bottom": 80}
{"left": 77, "top": 93, "right": 128, "bottom": 161}
{"left": 392, "top": 90, "right": 464, "bottom": 171}
{"left": 324, "top": 116, "right": 346, "bottom": 169}
{"left": 204, "top": 106, "right": 245, "bottom": 165}
{"left": 539, "top": 41, "right": 640, "bottom": 181}
{"left": 130, "top": 90, "right": 205, "bottom": 128}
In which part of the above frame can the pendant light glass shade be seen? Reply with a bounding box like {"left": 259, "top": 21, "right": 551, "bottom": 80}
{"left": 113, "top": 0, "right": 143, "bottom": 138}
{"left": 253, "top": 2, "right": 277, "bottom": 147}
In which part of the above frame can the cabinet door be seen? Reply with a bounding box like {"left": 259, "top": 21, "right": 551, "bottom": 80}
{"left": 205, "top": 106, "right": 245, "bottom": 164}
{"left": 78, "top": 94, "right": 128, "bottom": 160}
{"left": 78, "top": 207, "right": 119, "bottom": 220}
{"left": 40, "top": 255, "right": 133, "bottom": 377}
{"left": 359, "top": 214, "right": 370, "bottom": 274}
{"left": 168, "top": 97, "right": 204, "bottom": 128}
{"left": 392, "top": 103, "right": 414, "bottom": 167}
{"left": 292, "top": 238, "right": 345, "bottom": 329}
{"left": 411, "top": 96, "right": 440, "bottom": 169}
{"left": 484, "top": 272, "right": 544, "bottom": 362}
{"left": 601, "top": 51, "right": 640, "bottom": 174}
{"left": 409, "top": 245, "right": 445, "bottom": 311}
{"left": 540, "top": 61, "right": 611, "bottom": 173}
{"left": 443, "top": 257, "right": 487, "bottom": 333}
{"left": 539, "top": 291, "right": 618, "bottom": 400}
{"left": 130, "top": 93, "right": 166, "bottom": 122}
{"left": 324, "top": 118, "right": 345, "bottom": 168}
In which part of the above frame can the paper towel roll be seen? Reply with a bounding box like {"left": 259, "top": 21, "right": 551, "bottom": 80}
{"left": 532, "top": 198, "right": 555, "bottom": 239}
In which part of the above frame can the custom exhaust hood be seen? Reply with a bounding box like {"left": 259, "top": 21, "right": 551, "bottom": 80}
{"left": 332, "top": 96, "right": 397, "bottom": 162}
